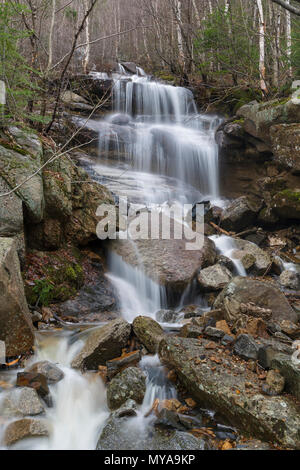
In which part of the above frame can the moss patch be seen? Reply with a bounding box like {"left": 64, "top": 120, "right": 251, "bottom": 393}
{"left": 278, "top": 189, "right": 300, "bottom": 202}
{"left": 23, "top": 247, "right": 85, "bottom": 307}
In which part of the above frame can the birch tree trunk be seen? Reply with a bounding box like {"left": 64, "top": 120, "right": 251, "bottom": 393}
{"left": 83, "top": 0, "right": 91, "bottom": 74}
{"left": 286, "top": 0, "right": 292, "bottom": 77}
{"left": 256, "top": 0, "right": 268, "bottom": 94}
{"left": 47, "top": 0, "right": 56, "bottom": 72}
{"left": 175, "top": 0, "right": 185, "bottom": 70}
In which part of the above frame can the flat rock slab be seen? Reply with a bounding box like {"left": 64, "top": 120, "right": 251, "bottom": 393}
{"left": 4, "top": 418, "right": 49, "bottom": 447}
{"left": 71, "top": 318, "right": 131, "bottom": 370}
{"left": 159, "top": 336, "right": 300, "bottom": 449}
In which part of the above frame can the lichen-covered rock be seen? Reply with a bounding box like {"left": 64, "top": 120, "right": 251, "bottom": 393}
{"left": 1, "top": 388, "right": 45, "bottom": 417}
{"left": 232, "top": 239, "right": 271, "bottom": 275}
{"left": 270, "top": 123, "right": 300, "bottom": 174}
{"left": 220, "top": 196, "right": 262, "bottom": 232}
{"left": 132, "top": 316, "right": 164, "bottom": 353}
{"left": 262, "top": 370, "right": 285, "bottom": 396}
{"left": 271, "top": 354, "right": 300, "bottom": 400}
{"left": 71, "top": 318, "right": 131, "bottom": 370}
{"left": 4, "top": 418, "right": 49, "bottom": 447}
{"left": 214, "top": 277, "right": 298, "bottom": 324}
{"left": 0, "top": 177, "right": 23, "bottom": 238}
{"left": 0, "top": 238, "right": 34, "bottom": 356}
{"left": 159, "top": 337, "right": 300, "bottom": 448}
{"left": 107, "top": 367, "right": 146, "bottom": 410}
{"left": 25, "top": 361, "right": 64, "bottom": 385}
{"left": 233, "top": 334, "right": 259, "bottom": 361}
{"left": 198, "top": 264, "right": 232, "bottom": 291}
{"left": 279, "top": 270, "right": 300, "bottom": 290}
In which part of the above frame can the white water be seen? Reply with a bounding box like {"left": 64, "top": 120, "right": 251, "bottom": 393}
{"left": 210, "top": 235, "right": 247, "bottom": 277}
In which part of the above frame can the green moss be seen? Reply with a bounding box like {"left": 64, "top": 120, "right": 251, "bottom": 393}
{"left": 278, "top": 189, "right": 300, "bottom": 202}
{"left": 0, "top": 142, "right": 28, "bottom": 156}
{"left": 233, "top": 118, "right": 245, "bottom": 124}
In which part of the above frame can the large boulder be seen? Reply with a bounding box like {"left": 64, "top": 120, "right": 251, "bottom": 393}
{"left": 272, "top": 190, "right": 300, "bottom": 220}
{"left": 220, "top": 196, "right": 262, "bottom": 232}
{"left": 4, "top": 418, "right": 49, "bottom": 447}
{"left": 110, "top": 236, "right": 216, "bottom": 294}
{"left": 236, "top": 91, "right": 300, "bottom": 144}
{"left": 132, "top": 316, "right": 164, "bottom": 353}
{"left": 197, "top": 264, "right": 232, "bottom": 291}
{"left": 159, "top": 336, "right": 300, "bottom": 449}
{"left": 271, "top": 354, "right": 300, "bottom": 400}
{"left": 0, "top": 177, "right": 23, "bottom": 238}
{"left": 214, "top": 277, "right": 298, "bottom": 324}
{"left": 270, "top": 123, "right": 300, "bottom": 174}
{"left": 0, "top": 136, "right": 44, "bottom": 224}
{"left": 0, "top": 238, "right": 34, "bottom": 356}
{"left": 107, "top": 367, "right": 146, "bottom": 410}
{"left": 71, "top": 318, "right": 131, "bottom": 370}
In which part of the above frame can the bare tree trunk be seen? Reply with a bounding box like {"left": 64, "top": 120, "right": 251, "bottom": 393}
{"left": 83, "top": 0, "right": 91, "bottom": 74}
{"left": 47, "top": 0, "right": 56, "bottom": 72}
{"left": 286, "top": 0, "right": 292, "bottom": 77}
{"left": 175, "top": 0, "right": 185, "bottom": 71}
{"left": 273, "top": 4, "right": 281, "bottom": 87}
{"left": 256, "top": 0, "right": 268, "bottom": 95}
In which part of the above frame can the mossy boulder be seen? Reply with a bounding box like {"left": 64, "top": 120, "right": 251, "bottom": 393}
{"left": 272, "top": 189, "right": 300, "bottom": 220}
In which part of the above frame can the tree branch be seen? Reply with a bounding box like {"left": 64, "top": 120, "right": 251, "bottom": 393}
{"left": 270, "top": 0, "right": 300, "bottom": 16}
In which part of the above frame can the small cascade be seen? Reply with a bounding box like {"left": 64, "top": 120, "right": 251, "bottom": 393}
{"left": 210, "top": 235, "right": 247, "bottom": 276}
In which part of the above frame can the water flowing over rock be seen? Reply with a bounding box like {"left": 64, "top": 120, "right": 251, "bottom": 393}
{"left": 107, "top": 367, "right": 146, "bottom": 410}
{"left": 232, "top": 239, "right": 271, "bottom": 275}
{"left": 0, "top": 238, "right": 34, "bottom": 356}
{"left": 159, "top": 337, "right": 300, "bottom": 448}
{"left": 71, "top": 318, "right": 131, "bottom": 370}
{"left": 214, "top": 277, "right": 298, "bottom": 324}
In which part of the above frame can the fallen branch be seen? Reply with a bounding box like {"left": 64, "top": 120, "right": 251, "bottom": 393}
{"left": 209, "top": 222, "right": 231, "bottom": 236}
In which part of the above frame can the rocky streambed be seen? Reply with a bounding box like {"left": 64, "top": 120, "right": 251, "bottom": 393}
{"left": 0, "top": 65, "right": 300, "bottom": 450}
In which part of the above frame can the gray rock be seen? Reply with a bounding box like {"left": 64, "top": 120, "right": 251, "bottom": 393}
{"left": 279, "top": 270, "right": 300, "bottom": 290}
{"left": 107, "top": 367, "right": 146, "bottom": 410}
{"left": 270, "top": 124, "right": 300, "bottom": 173}
{"left": 214, "top": 276, "right": 298, "bottom": 324}
{"left": 204, "top": 326, "right": 225, "bottom": 339}
{"left": 180, "top": 324, "right": 204, "bottom": 339}
{"left": 262, "top": 370, "right": 285, "bottom": 396}
{"left": 113, "top": 399, "right": 138, "bottom": 418}
{"left": 1, "top": 388, "right": 45, "bottom": 417}
{"left": 220, "top": 196, "right": 262, "bottom": 232}
{"left": 0, "top": 177, "right": 23, "bottom": 238}
{"left": 0, "top": 238, "right": 34, "bottom": 356}
{"left": 233, "top": 239, "right": 271, "bottom": 275}
{"left": 97, "top": 414, "right": 205, "bottom": 450}
{"left": 71, "top": 318, "right": 131, "bottom": 370}
{"left": 198, "top": 264, "right": 232, "bottom": 291}
{"left": 271, "top": 354, "right": 300, "bottom": 400}
{"left": 133, "top": 316, "right": 164, "bottom": 354}
{"left": 159, "top": 336, "right": 300, "bottom": 449}
{"left": 4, "top": 418, "right": 49, "bottom": 447}
{"left": 25, "top": 361, "right": 64, "bottom": 385}
{"left": 234, "top": 334, "right": 259, "bottom": 361}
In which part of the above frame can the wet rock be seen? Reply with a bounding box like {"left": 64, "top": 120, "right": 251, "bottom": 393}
{"left": 114, "top": 399, "right": 138, "bottom": 418}
{"left": 0, "top": 238, "right": 34, "bottom": 356}
{"left": 198, "top": 264, "right": 232, "bottom": 291}
{"left": 155, "top": 408, "right": 188, "bottom": 431}
{"left": 204, "top": 326, "right": 225, "bottom": 340}
{"left": 270, "top": 123, "right": 300, "bottom": 173}
{"left": 4, "top": 418, "right": 49, "bottom": 447}
{"left": 132, "top": 316, "right": 164, "bottom": 354}
{"left": 234, "top": 439, "right": 273, "bottom": 450}
{"left": 271, "top": 354, "right": 300, "bottom": 400}
{"left": 262, "top": 370, "right": 285, "bottom": 396}
{"left": 97, "top": 414, "right": 205, "bottom": 450}
{"left": 180, "top": 324, "right": 204, "bottom": 339}
{"left": 110, "top": 236, "right": 216, "bottom": 294}
{"left": 178, "top": 305, "right": 204, "bottom": 319}
{"left": 232, "top": 239, "right": 271, "bottom": 275}
{"left": 71, "top": 318, "right": 131, "bottom": 370}
{"left": 216, "top": 255, "right": 235, "bottom": 271}
{"left": 279, "top": 270, "right": 300, "bottom": 290}
{"left": 214, "top": 277, "right": 298, "bottom": 324}
{"left": 233, "top": 334, "right": 259, "bottom": 360}
{"left": 107, "top": 367, "right": 146, "bottom": 410}
{"left": 106, "top": 350, "right": 141, "bottom": 379}
{"left": 25, "top": 361, "right": 64, "bottom": 385}
{"left": 156, "top": 309, "right": 178, "bottom": 323}
{"left": 220, "top": 196, "right": 262, "bottom": 232}
{"left": 110, "top": 113, "right": 131, "bottom": 126}
{"left": 159, "top": 336, "right": 300, "bottom": 448}
{"left": 1, "top": 388, "right": 45, "bottom": 417}
{"left": 16, "top": 372, "right": 50, "bottom": 405}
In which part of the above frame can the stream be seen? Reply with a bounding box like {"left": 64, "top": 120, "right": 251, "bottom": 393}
{"left": 0, "top": 67, "right": 254, "bottom": 450}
